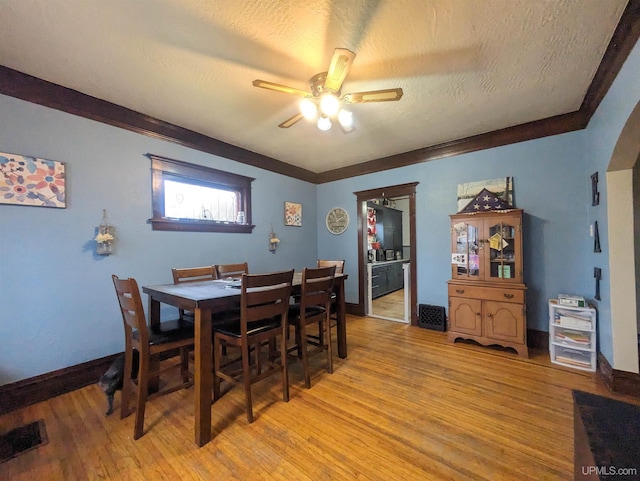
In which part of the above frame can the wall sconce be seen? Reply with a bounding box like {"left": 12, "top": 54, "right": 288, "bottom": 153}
{"left": 95, "top": 209, "right": 115, "bottom": 255}
{"left": 269, "top": 224, "right": 280, "bottom": 253}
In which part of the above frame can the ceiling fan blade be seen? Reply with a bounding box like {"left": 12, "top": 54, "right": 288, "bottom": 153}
{"left": 324, "top": 48, "right": 356, "bottom": 92}
{"left": 342, "top": 88, "right": 404, "bottom": 103}
{"left": 278, "top": 113, "right": 304, "bottom": 129}
{"left": 252, "top": 79, "right": 310, "bottom": 97}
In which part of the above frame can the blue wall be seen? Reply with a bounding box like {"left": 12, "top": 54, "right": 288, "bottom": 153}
{"left": 317, "top": 131, "right": 591, "bottom": 332}
{"left": 2, "top": 39, "right": 638, "bottom": 384}
{"left": 583, "top": 39, "right": 640, "bottom": 361}
{"left": 0, "top": 94, "right": 318, "bottom": 385}
{"left": 317, "top": 39, "right": 640, "bottom": 365}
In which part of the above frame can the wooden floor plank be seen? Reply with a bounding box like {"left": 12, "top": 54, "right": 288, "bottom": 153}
{"left": 1, "top": 316, "right": 637, "bottom": 481}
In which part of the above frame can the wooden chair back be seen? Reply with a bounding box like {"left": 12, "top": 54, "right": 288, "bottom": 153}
{"left": 241, "top": 270, "right": 293, "bottom": 330}
{"left": 290, "top": 265, "right": 336, "bottom": 388}
{"left": 317, "top": 259, "right": 345, "bottom": 274}
{"left": 171, "top": 266, "right": 218, "bottom": 320}
{"left": 300, "top": 266, "right": 337, "bottom": 312}
{"left": 111, "top": 274, "right": 194, "bottom": 440}
{"left": 171, "top": 266, "right": 217, "bottom": 283}
{"left": 215, "top": 262, "right": 249, "bottom": 279}
{"left": 112, "top": 275, "right": 150, "bottom": 349}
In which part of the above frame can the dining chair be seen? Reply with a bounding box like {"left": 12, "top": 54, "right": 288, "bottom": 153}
{"left": 215, "top": 262, "right": 249, "bottom": 279}
{"left": 171, "top": 266, "right": 218, "bottom": 321}
{"left": 307, "top": 259, "right": 344, "bottom": 347}
{"left": 172, "top": 265, "right": 218, "bottom": 283}
{"left": 111, "top": 275, "right": 194, "bottom": 440}
{"left": 212, "top": 269, "right": 294, "bottom": 423}
{"left": 287, "top": 265, "right": 336, "bottom": 388}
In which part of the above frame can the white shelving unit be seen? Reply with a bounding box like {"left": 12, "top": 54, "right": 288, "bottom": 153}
{"left": 549, "top": 299, "right": 597, "bottom": 372}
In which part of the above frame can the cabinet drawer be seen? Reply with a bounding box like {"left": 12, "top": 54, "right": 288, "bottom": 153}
{"left": 448, "top": 284, "right": 524, "bottom": 304}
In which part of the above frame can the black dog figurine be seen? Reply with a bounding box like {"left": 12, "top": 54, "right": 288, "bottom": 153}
{"left": 98, "top": 351, "right": 139, "bottom": 416}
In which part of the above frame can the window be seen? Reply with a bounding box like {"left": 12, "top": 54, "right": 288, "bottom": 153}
{"left": 147, "top": 153, "right": 255, "bottom": 233}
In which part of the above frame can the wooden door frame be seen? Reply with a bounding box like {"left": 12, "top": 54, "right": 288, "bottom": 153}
{"left": 354, "top": 183, "right": 419, "bottom": 325}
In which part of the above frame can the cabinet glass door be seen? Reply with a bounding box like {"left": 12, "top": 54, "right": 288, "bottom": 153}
{"left": 452, "top": 221, "right": 481, "bottom": 279}
{"left": 485, "top": 219, "right": 519, "bottom": 282}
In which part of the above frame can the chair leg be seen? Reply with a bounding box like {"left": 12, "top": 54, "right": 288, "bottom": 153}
{"left": 295, "top": 325, "right": 303, "bottom": 359}
{"left": 280, "top": 327, "right": 289, "bottom": 402}
{"left": 121, "top": 348, "right": 134, "bottom": 419}
{"left": 299, "top": 322, "right": 311, "bottom": 389}
{"left": 325, "top": 314, "right": 333, "bottom": 374}
{"left": 213, "top": 335, "right": 221, "bottom": 401}
{"left": 242, "top": 343, "right": 254, "bottom": 423}
{"left": 180, "top": 347, "right": 190, "bottom": 384}
{"left": 317, "top": 319, "right": 324, "bottom": 346}
{"left": 134, "top": 352, "right": 150, "bottom": 440}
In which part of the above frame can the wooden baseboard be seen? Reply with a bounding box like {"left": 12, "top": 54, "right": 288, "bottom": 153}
{"left": 527, "top": 328, "right": 549, "bottom": 350}
{"left": 346, "top": 302, "right": 364, "bottom": 316}
{"left": 0, "top": 354, "right": 119, "bottom": 415}
{"left": 597, "top": 352, "right": 640, "bottom": 398}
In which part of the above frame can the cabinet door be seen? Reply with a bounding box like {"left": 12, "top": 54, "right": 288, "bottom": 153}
{"left": 451, "top": 220, "right": 483, "bottom": 280}
{"left": 388, "top": 263, "right": 402, "bottom": 291}
{"left": 371, "top": 266, "right": 387, "bottom": 298}
{"left": 482, "top": 214, "right": 523, "bottom": 283}
{"left": 449, "top": 297, "right": 482, "bottom": 335}
{"left": 484, "top": 301, "right": 524, "bottom": 343}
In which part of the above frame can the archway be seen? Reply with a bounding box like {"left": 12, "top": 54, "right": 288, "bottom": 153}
{"left": 607, "top": 100, "right": 640, "bottom": 373}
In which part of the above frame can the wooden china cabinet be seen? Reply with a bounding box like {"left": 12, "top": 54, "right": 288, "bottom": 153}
{"left": 447, "top": 209, "right": 528, "bottom": 357}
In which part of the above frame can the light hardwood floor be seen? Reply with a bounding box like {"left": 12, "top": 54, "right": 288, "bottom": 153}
{"left": 372, "top": 288, "right": 405, "bottom": 319}
{"left": 1, "top": 316, "right": 636, "bottom": 480}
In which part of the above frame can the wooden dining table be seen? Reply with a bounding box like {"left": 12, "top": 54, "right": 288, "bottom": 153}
{"left": 142, "top": 271, "right": 348, "bottom": 447}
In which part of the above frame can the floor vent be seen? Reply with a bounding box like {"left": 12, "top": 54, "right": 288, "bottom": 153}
{"left": 0, "top": 419, "right": 48, "bottom": 463}
{"left": 418, "top": 304, "right": 446, "bottom": 331}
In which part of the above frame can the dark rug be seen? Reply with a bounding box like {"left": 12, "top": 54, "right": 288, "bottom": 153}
{"left": 0, "top": 419, "right": 48, "bottom": 463}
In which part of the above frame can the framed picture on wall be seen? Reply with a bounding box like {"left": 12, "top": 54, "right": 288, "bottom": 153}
{"left": 284, "top": 201, "right": 302, "bottom": 226}
{"left": 0, "top": 151, "right": 66, "bottom": 208}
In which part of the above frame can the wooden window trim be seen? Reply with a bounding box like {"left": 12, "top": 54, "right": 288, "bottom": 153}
{"left": 146, "top": 153, "right": 255, "bottom": 233}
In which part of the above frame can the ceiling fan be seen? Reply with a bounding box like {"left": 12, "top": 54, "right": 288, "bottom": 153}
{"left": 252, "top": 48, "right": 403, "bottom": 133}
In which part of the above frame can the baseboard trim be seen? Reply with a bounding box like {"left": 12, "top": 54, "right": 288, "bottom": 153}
{"left": 597, "top": 352, "right": 640, "bottom": 398}
{"left": 346, "top": 302, "right": 364, "bottom": 316}
{"left": 527, "top": 328, "right": 549, "bottom": 350}
{"left": 0, "top": 354, "right": 119, "bottom": 415}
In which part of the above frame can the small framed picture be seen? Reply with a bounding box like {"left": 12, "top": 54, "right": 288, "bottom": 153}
{"left": 591, "top": 172, "right": 599, "bottom": 206}
{"left": 451, "top": 253, "right": 467, "bottom": 265}
{"left": 284, "top": 201, "right": 302, "bottom": 226}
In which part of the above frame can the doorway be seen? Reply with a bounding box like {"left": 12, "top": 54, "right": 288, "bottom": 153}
{"left": 354, "top": 183, "right": 418, "bottom": 325}
{"left": 366, "top": 195, "right": 410, "bottom": 322}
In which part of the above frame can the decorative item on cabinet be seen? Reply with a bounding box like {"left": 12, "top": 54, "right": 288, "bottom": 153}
{"left": 447, "top": 208, "right": 528, "bottom": 357}
{"left": 95, "top": 209, "right": 115, "bottom": 256}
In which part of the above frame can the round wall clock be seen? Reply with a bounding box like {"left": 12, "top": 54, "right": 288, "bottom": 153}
{"left": 326, "top": 207, "right": 349, "bottom": 235}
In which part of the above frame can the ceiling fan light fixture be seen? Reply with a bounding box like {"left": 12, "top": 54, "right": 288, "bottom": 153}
{"left": 317, "top": 115, "right": 332, "bottom": 131}
{"left": 300, "top": 98, "right": 317, "bottom": 120}
{"left": 337, "top": 109, "right": 353, "bottom": 128}
{"left": 319, "top": 93, "right": 340, "bottom": 117}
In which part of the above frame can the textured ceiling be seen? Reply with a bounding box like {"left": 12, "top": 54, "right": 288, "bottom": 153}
{"left": 0, "top": 0, "right": 630, "bottom": 174}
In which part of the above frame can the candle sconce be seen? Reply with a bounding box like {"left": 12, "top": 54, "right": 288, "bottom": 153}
{"left": 269, "top": 224, "right": 280, "bottom": 253}
{"left": 95, "top": 209, "right": 115, "bottom": 255}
